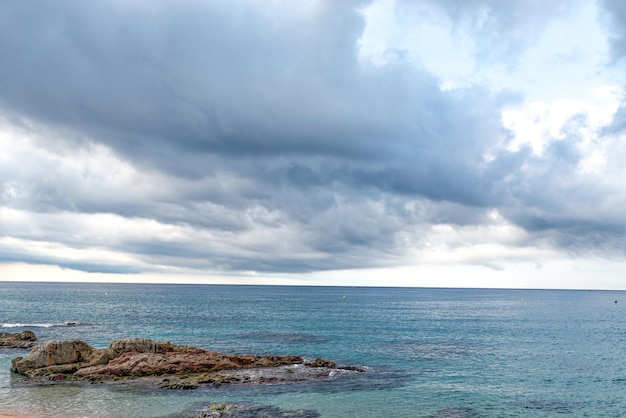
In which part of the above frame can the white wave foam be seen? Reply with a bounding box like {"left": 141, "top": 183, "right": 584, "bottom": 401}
{"left": 2, "top": 322, "right": 78, "bottom": 328}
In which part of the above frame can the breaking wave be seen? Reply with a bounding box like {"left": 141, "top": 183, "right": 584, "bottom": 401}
{"left": 2, "top": 322, "right": 79, "bottom": 328}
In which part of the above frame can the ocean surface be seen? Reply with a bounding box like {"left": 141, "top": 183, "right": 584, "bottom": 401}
{"left": 0, "top": 283, "right": 625, "bottom": 417}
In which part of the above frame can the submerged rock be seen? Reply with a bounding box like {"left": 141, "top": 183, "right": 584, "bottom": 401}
{"left": 0, "top": 330, "right": 37, "bottom": 349}
{"left": 10, "top": 338, "right": 359, "bottom": 388}
{"left": 187, "top": 402, "right": 320, "bottom": 418}
{"left": 434, "top": 407, "right": 482, "bottom": 418}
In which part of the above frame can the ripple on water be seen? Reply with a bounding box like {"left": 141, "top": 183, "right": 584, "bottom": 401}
{"left": 517, "top": 399, "right": 577, "bottom": 414}
{"left": 235, "top": 331, "right": 330, "bottom": 345}
{"left": 384, "top": 341, "right": 479, "bottom": 361}
{"left": 433, "top": 406, "right": 482, "bottom": 418}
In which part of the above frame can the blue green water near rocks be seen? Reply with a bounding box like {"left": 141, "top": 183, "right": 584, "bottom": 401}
{"left": 1, "top": 282, "right": 625, "bottom": 417}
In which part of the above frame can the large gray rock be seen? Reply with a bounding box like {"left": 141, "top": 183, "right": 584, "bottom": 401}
{"left": 10, "top": 339, "right": 96, "bottom": 374}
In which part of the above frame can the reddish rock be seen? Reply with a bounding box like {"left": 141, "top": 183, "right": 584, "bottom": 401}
{"left": 11, "top": 338, "right": 304, "bottom": 380}
{"left": 9, "top": 338, "right": 363, "bottom": 390}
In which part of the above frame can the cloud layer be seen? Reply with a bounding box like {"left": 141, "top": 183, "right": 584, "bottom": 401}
{"left": 1, "top": 0, "right": 625, "bottom": 286}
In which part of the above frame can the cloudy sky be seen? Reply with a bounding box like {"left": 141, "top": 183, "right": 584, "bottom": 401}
{"left": 1, "top": 0, "right": 626, "bottom": 289}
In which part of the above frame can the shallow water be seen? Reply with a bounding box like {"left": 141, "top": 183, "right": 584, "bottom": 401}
{"left": 0, "top": 283, "right": 625, "bottom": 417}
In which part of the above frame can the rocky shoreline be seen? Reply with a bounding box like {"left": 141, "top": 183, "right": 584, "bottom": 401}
{"left": 10, "top": 336, "right": 364, "bottom": 389}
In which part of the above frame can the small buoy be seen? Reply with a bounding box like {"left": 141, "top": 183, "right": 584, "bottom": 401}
{"left": 615, "top": 300, "right": 618, "bottom": 304}
{"left": 342, "top": 295, "right": 347, "bottom": 299}
{"left": 521, "top": 298, "right": 524, "bottom": 303}
{"left": 104, "top": 292, "right": 109, "bottom": 297}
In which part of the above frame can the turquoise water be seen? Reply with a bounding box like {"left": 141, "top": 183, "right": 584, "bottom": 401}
{"left": 0, "top": 283, "right": 625, "bottom": 417}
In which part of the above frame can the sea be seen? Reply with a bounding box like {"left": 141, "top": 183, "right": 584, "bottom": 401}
{"left": 0, "top": 282, "right": 625, "bottom": 417}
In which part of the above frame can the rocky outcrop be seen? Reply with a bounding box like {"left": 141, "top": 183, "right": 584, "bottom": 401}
{"left": 305, "top": 357, "right": 336, "bottom": 368}
{"left": 0, "top": 330, "right": 37, "bottom": 349}
{"left": 10, "top": 338, "right": 358, "bottom": 389}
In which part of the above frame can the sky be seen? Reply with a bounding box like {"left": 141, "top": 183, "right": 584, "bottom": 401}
{"left": 1, "top": 0, "right": 626, "bottom": 289}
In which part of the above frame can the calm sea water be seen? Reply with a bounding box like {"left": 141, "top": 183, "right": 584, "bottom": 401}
{"left": 0, "top": 282, "right": 625, "bottom": 417}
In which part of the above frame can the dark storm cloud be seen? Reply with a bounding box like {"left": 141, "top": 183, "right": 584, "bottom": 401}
{"left": 1, "top": 1, "right": 373, "bottom": 160}
{"left": 0, "top": 1, "right": 501, "bottom": 170}
{"left": 0, "top": 0, "right": 624, "bottom": 275}
{"left": 494, "top": 135, "right": 626, "bottom": 256}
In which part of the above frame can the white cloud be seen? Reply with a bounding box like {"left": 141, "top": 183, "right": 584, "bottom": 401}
{"left": 358, "top": 0, "right": 477, "bottom": 89}
{"left": 501, "top": 86, "right": 622, "bottom": 155}
{"left": 359, "top": 0, "right": 624, "bottom": 100}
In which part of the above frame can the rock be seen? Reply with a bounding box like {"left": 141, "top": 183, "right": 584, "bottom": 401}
{"left": 161, "top": 379, "right": 198, "bottom": 390}
{"left": 337, "top": 365, "right": 367, "bottom": 372}
{"left": 434, "top": 407, "right": 482, "bottom": 418}
{"left": 10, "top": 340, "right": 94, "bottom": 374}
{"left": 188, "top": 402, "right": 321, "bottom": 417}
{"left": 108, "top": 337, "right": 177, "bottom": 354}
{"left": 0, "top": 330, "right": 37, "bottom": 349}
{"left": 9, "top": 338, "right": 352, "bottom": 388}
{"left": 305, "top": 358, "right": 336, "bottom": 368}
